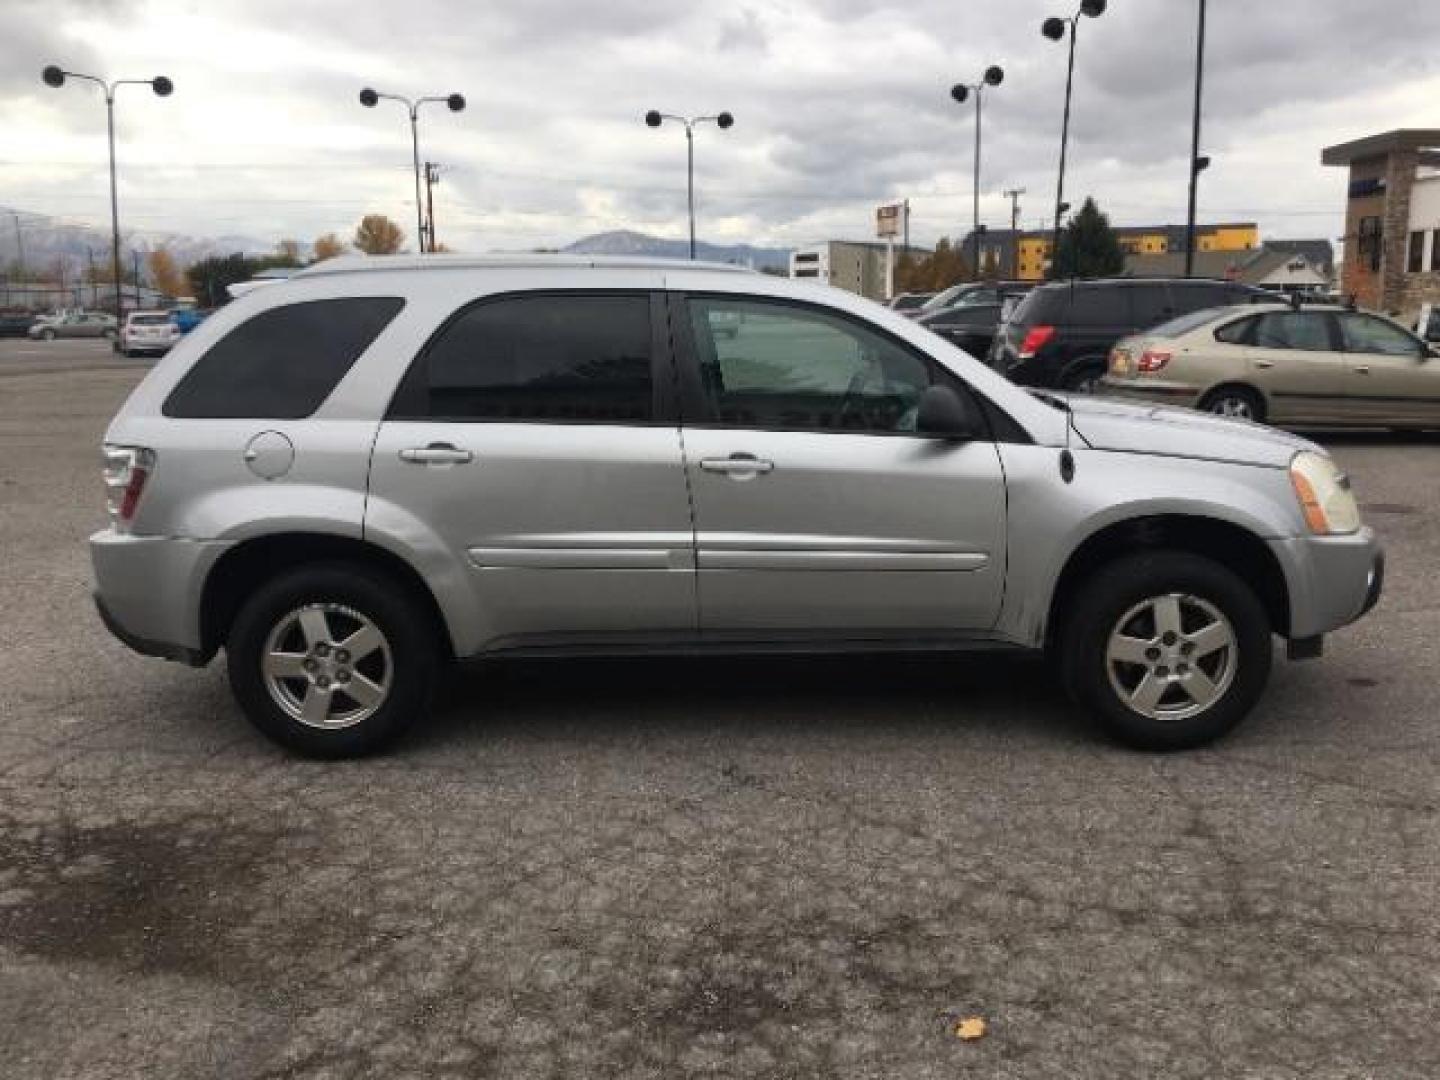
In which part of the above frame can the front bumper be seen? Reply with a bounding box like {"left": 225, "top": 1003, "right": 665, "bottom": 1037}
{"left": 90, "top": 530, "right": 226, "bottom": 666}
{"left": 1270, "top": 527, "right": 1384, "bottom": 641}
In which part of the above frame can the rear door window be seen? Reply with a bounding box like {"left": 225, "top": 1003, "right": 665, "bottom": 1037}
{"left": 163, "top": 297, "right": 404, "bottom": 419}
{"left": 1128, "top": 285, "right": 1175, "bottom": 328}
{"left": 1252, "top": 311, "right": 1335, "bottom": 352}
{"left": 389, "top": 293, "right": 657, "bottom": 422}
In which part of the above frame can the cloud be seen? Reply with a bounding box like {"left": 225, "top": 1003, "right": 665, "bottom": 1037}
{"left": 0, "top": 0, "right": 1435, "bottom": 254}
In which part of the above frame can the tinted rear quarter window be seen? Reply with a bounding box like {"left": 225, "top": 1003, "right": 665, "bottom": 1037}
{"left": 1128, "top": 285, "right": 1175, "bottom": 327}
{"left": 164, "top": 297, "right": 403, "bottom": 419}
{"left": 390, "top": 293, "right": 654, "bottom": 422}
{"left": 1066, "top": 286, "right": 1129, "bottom": 328}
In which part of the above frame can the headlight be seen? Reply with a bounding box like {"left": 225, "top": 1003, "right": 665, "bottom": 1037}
{"left": 1289, "top": 451, "right": 1360, "bottom": 535}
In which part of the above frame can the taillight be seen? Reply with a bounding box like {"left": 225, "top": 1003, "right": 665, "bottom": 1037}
{"left": 1018, "top": 324, "right": 1055, "bottom": 359}
{"left": 102, "top": 444, "right": 154, "bottom": 530}
{"left": 1137, "top": 348, "right": 1172, "bottom": 373}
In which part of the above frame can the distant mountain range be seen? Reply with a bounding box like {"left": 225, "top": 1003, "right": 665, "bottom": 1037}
{"left": 563, "top": 230, "right": 791, "bottom": 271}
{"left": 0, "top": 206, "right": 275, "bottom": 276}
{"left": 1, "top": 210, "right": 791, "bottom": 278}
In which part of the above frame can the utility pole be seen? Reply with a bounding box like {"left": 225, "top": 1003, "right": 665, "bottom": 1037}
{"left": 423, "top": 162, "right": 441, "bottom": 252}
{"left": 1004, "top": 188, "right": 1025, "bottom": 278}
{"left": 132, "top": 249, "right": 141, "bottom": 312}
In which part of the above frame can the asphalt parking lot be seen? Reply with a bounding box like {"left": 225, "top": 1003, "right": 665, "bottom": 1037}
{"left": 1, "top": 337, "right": 1438, "bottom": 1079}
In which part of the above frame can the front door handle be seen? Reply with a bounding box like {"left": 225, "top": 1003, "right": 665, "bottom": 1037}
{"left": 1354, "top": 365, "right": 1372, "bottom": 375}
{"left": 400, "top": 442, "right": 474, "bottom": 465}
{"left": 699, "top": 454, "right": 775, "bottom": 477}
{"left": 1254, "top": 359, "right": 1275, "bottom": 369}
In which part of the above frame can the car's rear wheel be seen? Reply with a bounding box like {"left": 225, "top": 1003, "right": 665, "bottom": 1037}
{"left": 227, "top": 563, "right": 439, "bottom": 757}
{"left": 1058, "top": 551, "right": 1272, "bottom": 750}
{"left": 39, "top": 328, "right": 55, "bottom": 341}
{"left": 1201, "top": 386, "right": 1264, "bottom": 422}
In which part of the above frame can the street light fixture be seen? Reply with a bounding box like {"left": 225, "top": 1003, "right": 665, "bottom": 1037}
{"left": 359, "top": 87, "right": 466, "bottom": 253}
{"left": 644, "top": 110, "right": 735, "bottom": 259}
{"left": 1041, "top": 0, "right": 1106, "bottom": 278}
{"left": 41, "top": 64, "right": 172, "bottom": 323}
{"left": 951, "top": 65, "right": 1005, "bottom": 280}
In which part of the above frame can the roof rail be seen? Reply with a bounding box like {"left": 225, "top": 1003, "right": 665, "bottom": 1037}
{"left": 295, "top": 253, "right": 755, "bottom": 278}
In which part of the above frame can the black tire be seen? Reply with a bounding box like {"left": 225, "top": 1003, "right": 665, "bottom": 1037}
{"left": 226, "top": 562, "right": 440, "bottom": 758}
{"left": 1200, "top": 385, "right": 1265, "bottom": 423}
{"left": 40, "top": 329, "right": 55, "bottom": 341}
{"left": 1057, "top": 551, "right": 1272, "bottom": 751}
{"left": 1059, "top": 361, "right": 1106, "bottom": 394}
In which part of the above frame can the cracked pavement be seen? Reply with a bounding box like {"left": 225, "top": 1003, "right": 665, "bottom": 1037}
{"left": 1, "top": 343, "right": 1438, "bottom": 1078}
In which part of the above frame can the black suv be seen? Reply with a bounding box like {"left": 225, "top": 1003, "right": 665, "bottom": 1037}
{"left": 988, "top": 277, "right": 1268, "bottom": 391}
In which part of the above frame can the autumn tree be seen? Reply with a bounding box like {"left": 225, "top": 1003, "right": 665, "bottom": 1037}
{"left": 895, "top": 238, "right": 973, "bottom": 293}
{"left": 311, "top": 233, "right": 347, "bottom": 262}
{"left": 147, "top": 247, "right": 187, "bottom": 298}
{"left": 273, "top": 239, "right": 303, "bottom": 267}
{"left": 353, "top": 214, "right": 405, "bottom": 255}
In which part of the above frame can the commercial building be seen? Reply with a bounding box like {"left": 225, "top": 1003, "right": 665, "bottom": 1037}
{"left": 1120, "top": 240, "right": 1334, "bottom": 293}
{"left": 1322, "top": 128, "right": 1440, "bottom": 319}
{"left": 963, "top": 223, "right": 1259, "bottom": 282}
{"left": 789, "top": 241, "right": 929, "bottom": 301}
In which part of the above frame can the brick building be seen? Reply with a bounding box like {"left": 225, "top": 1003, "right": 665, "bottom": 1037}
{"left": 1322, "top": 129, "right": 1440, "bottom": 320}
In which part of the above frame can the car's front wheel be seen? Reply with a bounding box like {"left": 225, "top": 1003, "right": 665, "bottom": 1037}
{"left": 227, "top": 563, "right": 440, "bottom": 757}
{"left": 39, "top": 328, "right": 55, "bottom": 341}
{"left": 1058, "top": 551, "right": 1272, "bottom": 750}
{"left": 1201, "top": 385, "right": 1264, "bottom": 422}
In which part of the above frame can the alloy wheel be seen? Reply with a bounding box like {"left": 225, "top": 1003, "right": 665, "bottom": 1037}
{"left": 261, "top": 603, "right": 392, "bottom": 729}
{"left": 1104, "top": 593, "right": 1238, "bottom": 721}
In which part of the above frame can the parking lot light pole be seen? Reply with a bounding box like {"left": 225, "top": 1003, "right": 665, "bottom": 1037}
{"left": 1041, "top": 0, "right": 1106, "bottom": 279}
{"left": 645, "top": 110, "right": 735, "bottom": 260}
{"left": 359, "top": 88, "right": 466, "bottom": 253}
{"left": 951, "top": 66, "right": 1005, "bottom": 280}
{"left": 1183, "top": 0, "right": 1209, "bottom": 277}
{"left": 41, "top": 65, "right": 172, "bottom": 324}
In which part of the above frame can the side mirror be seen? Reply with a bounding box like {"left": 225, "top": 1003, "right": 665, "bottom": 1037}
{"left": 916, "top": 384, "right": 984, "bottom": 440}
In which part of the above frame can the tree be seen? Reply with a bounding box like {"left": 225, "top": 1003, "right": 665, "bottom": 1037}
{"left": 187, "top": 253, "right": 266, "bottom": 307}
{"left": 147, "top": 247, "right": 187, "bottom": 298}
{"left": 895, "top": 237, "right": 973, "bottom": 293}
{"left": 273, "top": 239, "right": 303, "bottom": 267}
{"left": 312, "top": 233, "right": 347, "bottom": 262}
{"left": 1051, "top": 196, "right": 1125, "bottom": 279}
{"left": 353, "top": 214, "right": 405, "bottom": 255}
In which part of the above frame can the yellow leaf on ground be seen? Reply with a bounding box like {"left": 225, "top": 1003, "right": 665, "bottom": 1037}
{"left": 954, "top": 1017, "right": 987, "bottom": 1041}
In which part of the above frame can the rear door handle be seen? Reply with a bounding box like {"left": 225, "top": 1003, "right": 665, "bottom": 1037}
{"left": 1254, "top": 359, "right": 1275, "bottom": 369}
{"left": 400, "top": 442, "right": 474, "bottom": 465}
{"left": 1354, "top": 365, "right": 1372, "bottom": 375}
{"left": 699, "top": 454, "right": 775, "bottom": 476}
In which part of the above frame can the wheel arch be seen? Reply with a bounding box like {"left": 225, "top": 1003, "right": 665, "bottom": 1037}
{"left": 1044, "top": 513, "right": 1291, "bottom": 652}
{"left": 1198, "top": 380, "right": 1269, "bottom": 418}
{"left": 200, "top": 532, "right": 455, "bottom": 659}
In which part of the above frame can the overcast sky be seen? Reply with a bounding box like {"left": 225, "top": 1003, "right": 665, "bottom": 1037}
{"left": 1, "top": 0, "right": 1437, "bottom": 255}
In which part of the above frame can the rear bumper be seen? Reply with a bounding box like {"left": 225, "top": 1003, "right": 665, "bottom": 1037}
{"left": 90, "top": 530, "right": 225, "bottom": 665}
{"left": 1096, "top": 378, "right": 1203, "bottom": 407}
{"left": 1270, "top": 527, "right": 1384, "bottom": 641}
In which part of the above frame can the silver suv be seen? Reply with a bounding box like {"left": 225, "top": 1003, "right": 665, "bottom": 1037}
{"left": 92, "top": 255, "right": 1384, "bottom": 757}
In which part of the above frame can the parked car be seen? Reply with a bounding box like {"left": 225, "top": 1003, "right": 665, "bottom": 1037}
{"left": 989, "top": 278, "right": 1269, "bottom": 392}
{"left": 28, "top": 310, "right": 118, "bottom": 340}
{"left": 888, "top": 292, "right": 935, "bottom": 317}
{"left": 0, "top": 310, "right": 35, "bottom": 338}
{"left": 916, "top": 282, "right": 1033, "bottom": 358}
{"left": 116, "top": 310, "right": 182, "bottom": 357}
{"left": 92, "top": 254, "right": 1382, "bottom": 758}
{"left": 1416, "top": 302, "right": 1439, "bottom": 344}
{"left": 1101, "top": 302, "right": 1440, "bottom": 428}
{"left": 170, "top": 308, "right": 209, "bottom": 335}
{"left": 919, "top": 280, "right": 1031, "bottom": 318}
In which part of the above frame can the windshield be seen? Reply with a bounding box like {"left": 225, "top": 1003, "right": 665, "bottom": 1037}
{"left": 1149, "top": 307, "right": 1225, "bottom": 338}
{"left": 920, "top": 284, "right": 967, "bottom": 312}
{"left": 131, "top": 315, "right": 170, "bottom": 326}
